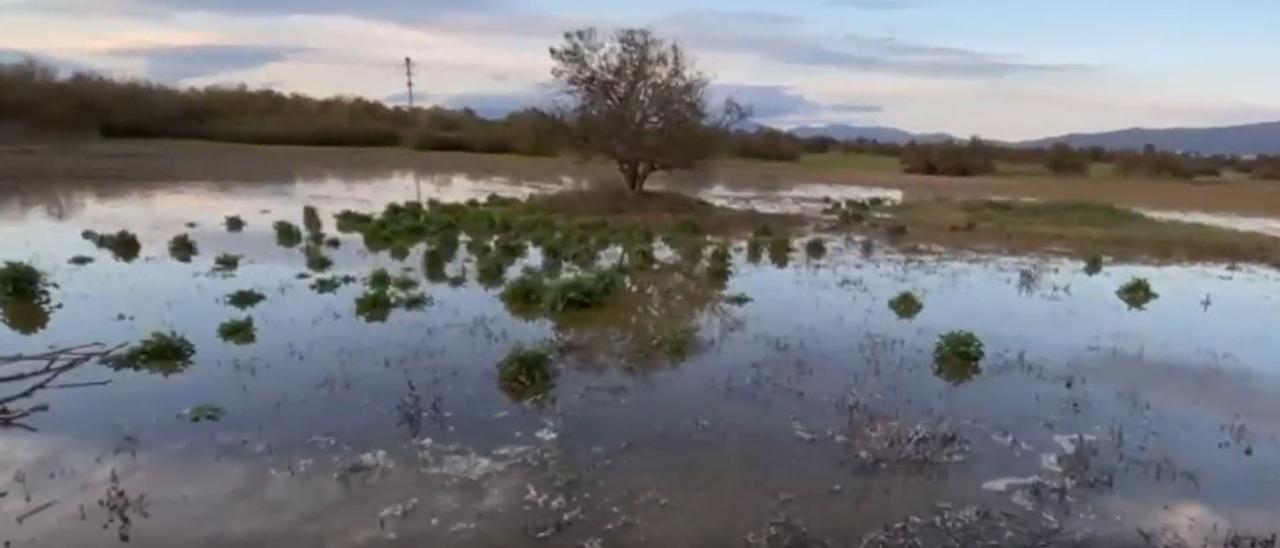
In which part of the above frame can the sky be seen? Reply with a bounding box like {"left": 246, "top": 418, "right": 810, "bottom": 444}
{"left": 3, "top": 0, "right": 1280, "bottom": 140}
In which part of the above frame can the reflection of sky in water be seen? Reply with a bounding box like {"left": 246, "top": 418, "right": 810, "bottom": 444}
{"left": 2, "top": 175, "right": 1279, "bottom": 546}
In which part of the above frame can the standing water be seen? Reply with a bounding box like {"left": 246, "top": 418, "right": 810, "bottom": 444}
{"left": 1, "top": 174, "right": 1278, "bottom": 547}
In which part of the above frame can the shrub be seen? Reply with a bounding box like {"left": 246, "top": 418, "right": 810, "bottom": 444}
{"left": 888, "top": 291, "right": 923, "bottom": 320}
{"left": 354, "top": 290, "right": 395, "bottom": 323}
{"left": 543, "top": 269, "right": 623, "bottom": 312}
{"left": 1083, "top": 255, "right": 1103, "bottom": 276}
{"left": 168, "top": 233, "right": 198, "bottom": 263}
{"left": 501, "top": 271, "right": 549, "bottom": 308}
{"left": 0, "top": 261, "right": 47, "bottom": 301}
{"left": 225, "top": 289, "right": 266, "bottom": 310}
{"left": 83, "top": 229, "right": 141, "bottom": 262}
{"left": 732, "top": 129, "right": 803, "bottom": 162}
{"left": 496, "top": 345, "right": 555, "bottom": 403}
{"left": 303, "top": 205, "right": 323, "bottom": 235}
{"left": 213, "top": 253, "right": 242, "bottom": 273}
{"left": 273, "top": 220, "right": 303, "bottom": 248}
{"left": 104, "top": 331, "right": 196, "bottom": 376}
{"left": 225, "top": 215, "right": 246, "bottom": 232}
{"left": 900, "top": 139, "right": 995, "bottom": 177}
{"left": 804, "top": 237, "right": 826, "bottom": 260}
{"left": 932, "top": 331, "right": 984, "bottom": 384}
{"left": 217, "top": 316, "right": 256, "bottom": 345}
{"left": 1116, "top": 277, "right": 1158, "bottom": 310}
{"left": 1044, "top": 143, "right": 1089, "bottom": 176}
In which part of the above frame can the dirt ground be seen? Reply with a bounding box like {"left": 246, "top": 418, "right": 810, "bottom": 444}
{"left": 3, "top": 140, "right": 1280, "bottom": 218}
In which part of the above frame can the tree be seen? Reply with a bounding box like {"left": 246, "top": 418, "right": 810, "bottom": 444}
{"left": 550, "top": 28, "right": 746, "bottom": 192}
{"left": 1044, "top": 142, "right": 1089, "bottom": 176}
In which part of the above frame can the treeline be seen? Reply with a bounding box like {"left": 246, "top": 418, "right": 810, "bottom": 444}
{"left": 1, "top": 59, "right": 1275, "bottom": 180}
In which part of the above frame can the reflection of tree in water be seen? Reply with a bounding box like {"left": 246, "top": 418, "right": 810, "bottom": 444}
{"left": 1, "top": 343, "right": 121, "bottom": 430}
{"left": 2, "top": 297, "right": 52, "bottom": 336}
{"left": 532, "top": 265, "right": 740, "bottom": 373}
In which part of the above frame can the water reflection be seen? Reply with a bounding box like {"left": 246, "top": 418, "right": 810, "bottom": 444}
{"left": 1, "top": 298, "right": 51, "bottom": 335}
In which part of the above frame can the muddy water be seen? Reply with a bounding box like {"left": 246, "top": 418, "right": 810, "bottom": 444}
{"left": 2, "top": 175, "right": 1279, "bottom": 547}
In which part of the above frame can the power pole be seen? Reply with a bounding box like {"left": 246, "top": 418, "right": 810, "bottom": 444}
{"left": 404, "top": 56, "right": 415, "bottom": 109}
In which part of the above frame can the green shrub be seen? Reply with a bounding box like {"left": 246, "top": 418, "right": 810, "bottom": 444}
{"left": 932, "top": 331, "right": 984, "bottom": 384}
{"left": 225, "top": 215, "right": 246, "bottom": 232}
{"left": 217, "top": 316, "right": 256, "bottom": 345}
{"left": 273, "top": 220, "right": 303, "bottom": 248}
{"left": 83, "top": 229, "right": 141, "bottom": 262}
{"left": 0, "top": 261, "right": 48, "bottom": 301}
{"left": 104, "top": 331, "right": 196, "bottom": 376}
{"left": 303, "top": 205, "right": 323, "bottom": 235}
{"left": 225, "top": 289, "right": 266, "bottom": 310}
{"left": 501, "top": 271, "right": 549, "bottom": 308}
{"left": 1116, "top": 277, "right": 1158, "bottom": 310}
{"left": 804, "top": 237, "right": 827, "bottom": 260}
{"left": 354, "top": 290, "right": 395, "bottom": 323}
{"left": 310, "top": 274, "right": 355, "bottom": 294}
{"left": 213, "top": 253, "right": 242, "bottom": 273}
{"left": 888, "top": 291, "right": 924, "bottom": 320}
{"left": 496, "top": 345, "right": 555, "bottom": 403}
{"left": 543, "top": 269, "right": 623, "bottom": 312}
{"left": 168, "top": 233, "right": 198, "bottom": 263}
{"left": 1083, "top": 254, "right": 1103, "bottom": 276}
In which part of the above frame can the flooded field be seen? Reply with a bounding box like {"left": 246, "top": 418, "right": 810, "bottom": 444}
{"left": 2, "top": 172, "right": 1279, "bottom": 547}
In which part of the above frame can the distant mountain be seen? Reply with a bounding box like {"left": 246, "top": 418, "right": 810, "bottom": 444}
{"left": 789, "top": 124, "right": 956, "bottom": 144}
{"left": 1021, "top": 121, "right": 1280, "bottom": 156}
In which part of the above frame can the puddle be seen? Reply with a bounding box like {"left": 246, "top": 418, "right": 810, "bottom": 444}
{"left": 1139, "top": 208, "right": 1280, "bottom": 238}
{"left": 1, "top": 174, "right": 1278, "bottom": 546}
{"left": 684, "top": 182, "right": 902, "bottom": 215}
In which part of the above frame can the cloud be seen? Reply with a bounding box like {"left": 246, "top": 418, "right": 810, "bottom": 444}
{"left": 659, "top": 9, "right": 1088, "bottom": 79}
{"left": 106, "top": 44, "right": 308, "bottom": 82}
{"left": 710, "top": 84, "right": 880, "bottom": 122}
{"left": 827, "top": 0, "right": 919, "bottom": 9}
{"left": 387, "top": 85, "right": 560, "bottom": 118}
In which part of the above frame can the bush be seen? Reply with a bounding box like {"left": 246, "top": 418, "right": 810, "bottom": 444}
{"left": 932, "top": 331, "right": 984, "bottom": 384}
{"left": 1044, "top": 143, "right": 1089, "bottom": 176}
{"left": 0, "top": 261, "right": 47, "bottom": 301}
{"left": 901, "top": 139, "right": 995, "bottom": 177}
{"left": 1116, "top": 277, "right": 1158, "bottom": 310}
{"left": 168, "top": 233, "right": 198, "bottom": 263}
{"left": 496, "top": 345, "right": 555, "bottom": 403}
{"left": 217, "top": 316, "right": 256, "bottom": 345}
{"left": 104, "top": 331, "right": 196, "bottom": 376}
{"left": 83, "top": 229, "right": 141, "bottom": 262}
{"left": 732, "top": 129, "right": 803, "bottom": 162}
{"left": 225, "top": 289, "right": 266, "bottom": 310}
{"left": 888, "top": 291, "right": 923, "bottom": 320}
{"left": 804, "top": 237, "right": 827, "bottom": 260}
{"left": 213, "top": 253, "right": 242, "bottom": 273}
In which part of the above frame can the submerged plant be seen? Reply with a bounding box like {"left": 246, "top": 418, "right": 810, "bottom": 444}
{"left": 303, "top": 244, "right": 333, "bottom": 272}
{"left": 932, "top": 331, "right": 984, "bottom": 385}
{"left": 888, "top": 291, "right": 924, "bottom": 320}
{"left": 216, "top": 316, "right": 256, "bottom": 345}
{"left": 1116, "top": 277, "right": 1159, "bottom": 310}
{"left": 354, "top": 289, "right": 396, "bottom": 323}
{"left": 303, "top": 205, "right": 323, "bottom": 235}
{"left": 83, "top": 229, "right": 142, "bottom": 262}
{"left": 213, "top": 253, "right": 242, "bottom": 273}
{"left": 1084, "top": 254, "right": 1104, "bottom": 276}
{"left": 496, "top": 344, "right": 555, "bottom": 403}
{"left": 225, "top": 215, "right": 246, "bottom": 232}
{"left": 804, "top": 237, "right": 827, "bottom": 260}
{"left": 179, "top": 404, "right": 226, "bottom": 423}
{"left": 167, "top": 233, "right": 199, "bottom": 263}
{"left": 0, "top": 261, "right": 48, "bottom": 301}
{"left": 225, "top": 289, "right": 266, "bottom": 310}
{"left": 104, "top": 331, "right": 196, "bottom": 376}
{"left": 273, "top": 220, "right": 303, "bottom": 248}
{"left": 542, "top": 269, "right": 623, "bottom": 312}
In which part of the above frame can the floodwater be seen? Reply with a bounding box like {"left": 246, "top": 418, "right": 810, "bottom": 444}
{"left": 2, "top": 173, "right": 1279, "bottom": 547}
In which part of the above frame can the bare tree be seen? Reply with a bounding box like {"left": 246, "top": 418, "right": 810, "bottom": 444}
{"left": 550, "top": 28, "right": 746, "bottom": 192}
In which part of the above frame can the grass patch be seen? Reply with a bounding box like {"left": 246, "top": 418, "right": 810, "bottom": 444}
{"left": 1116, "top": 277, "right": 1159, "bottom": 310}
{"left": 932, "top": 331, "right": 984, "bottom": 385}
{"left": 217, "top": 316, "right": 256, "bottom": 345}
{"left": 799, "top": 152, "right": 901, "bottom": 172}
{"left": 225, "top": 289, "right": 266, "bottom": 310}
{"left": 82, "top": 229, "right": 141, "bottom": 262}
{"left": 104, "top": 331, "right": 196, "bottom": 376}
{"left": 888, "top": 291, "right": 924, "bottom": 320}
{"left": 886, "top": 199, "right": 1280, "bottom": 263}
{"left": 167, "top": 233, "right": 198, "bottom": 263}
{"left": 368, "top": 268, "right": 393, "bottom": 291}
{"left": 0, "top": 261, "right": 48, "bottom": 301}
{"left": 496, "top": 344, "right": 555, "bottom": 403}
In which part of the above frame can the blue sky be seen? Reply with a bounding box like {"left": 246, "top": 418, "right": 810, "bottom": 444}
{"left": 4, "top": 0, "right": 1279, "bottom": 139}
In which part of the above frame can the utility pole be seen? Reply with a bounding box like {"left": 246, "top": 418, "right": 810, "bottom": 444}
{"left": 404, "top": 56, "right": 415, "bottom": 109}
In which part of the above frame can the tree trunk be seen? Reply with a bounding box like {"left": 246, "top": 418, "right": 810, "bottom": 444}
{"left": 620, "top": 161, "right": 645, "bottom": 193}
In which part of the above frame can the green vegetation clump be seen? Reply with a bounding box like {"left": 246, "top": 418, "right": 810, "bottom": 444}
{"left": 804, "top": 237, "right": 827, "bottom": 260}
{"left": 768, "top": 235, "right": 791, "bottom": 268}
{"left": 225, "top": 215, "right": 246, "bottom": 232}
{"left": 225, "top": 289, "right": 266, "bottom": 310}
{"left": 273, "top": 220, "right": 303, "bottom": 248}
{"left": 1044, "top": 143, "right": 1089, "bottom": 176}
{"left": 1083, "top": 254, "right": 1104, "bottom": 276}
{"left": 888, "top": 291, "right": 924, "bottom": 320}
{"left": 0, "top": 261, "right": 48, "bottom": 301}
{"left": 746, "top": 238, "right": 764, "bottom": 264}
{"left": 104, "top": 331, "right": 196, "bottom": 376}
{"left": 68, "top": 255, "right": 95, "bottom": 266}
{"left": 707, "top": 244, "right": 731, "bottom": 283}
{"left": 367, "top": 268, "right": 393, "bottom": 291}
{"left": 354, "top": 290, "right": 396, "bottom": 323}
{"left": 82, "top": 229, "right": 142, "bottom": 262}
{"left": 901, "top": 139, "right": 995, "bottom": 177}
{"left": 496, "top": 344, "right": 556, "bottom": 403}
{"left": 303, "top": 205, "right": 323, "bottom": 235}
{"left": 354, "top": 269, "right": 429, "bottom": 321}
{"left": 310, "top": 274, "right": 356, "bottom": 294}
{"left": 303, "top": 244, "right": 333, "bottom": 272}
{"left": 216, "top": 316, "right": 256, "bottom": 345}
{"left": 213, "top": 253, "right": 242, "bottom": 273}
{"left": 1116, "top": 277, "right": 1159, "bottom": 310}
{"left": 933, "top": 331, "right": 984, "bottom": 384}
{"left": 167, "top": 233, "right": 199, "bottom": 263}
{"left": 501, "top": 268, "right": 622, "bottom": 313}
